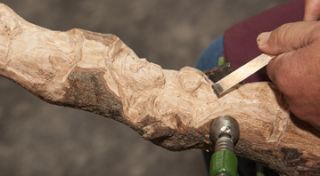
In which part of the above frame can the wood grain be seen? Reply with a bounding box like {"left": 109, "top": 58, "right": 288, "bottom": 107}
{"left": 0, "top": 3, "right": 318, "bottom": 175}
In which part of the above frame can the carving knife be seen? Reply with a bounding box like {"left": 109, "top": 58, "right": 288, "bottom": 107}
{"left": 212, "top": 54, "right": 272, "bottom": 96}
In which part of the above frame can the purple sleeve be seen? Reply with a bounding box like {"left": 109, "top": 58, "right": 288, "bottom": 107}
{"left": 223, "top": 0, "right": 304, "bottom": 83}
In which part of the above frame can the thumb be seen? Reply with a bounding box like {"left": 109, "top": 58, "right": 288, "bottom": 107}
{"left": 304, "top": 0, "right": 320, "bottom": 21}
{"left": 257, "top": 21, "right": 319, "bottom": 55}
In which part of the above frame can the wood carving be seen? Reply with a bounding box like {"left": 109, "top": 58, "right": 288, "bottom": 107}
{"left": 0, "top": 3, "right": 318, "bottom": 176}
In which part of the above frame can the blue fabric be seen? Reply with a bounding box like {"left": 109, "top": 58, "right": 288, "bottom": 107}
{"left": 196, "top": 36, "right": 224, "bottom": 71}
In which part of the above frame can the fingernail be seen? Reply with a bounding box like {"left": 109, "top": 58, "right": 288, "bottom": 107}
{"left": 257, "top": 32, "right": 271, "bottom": 48}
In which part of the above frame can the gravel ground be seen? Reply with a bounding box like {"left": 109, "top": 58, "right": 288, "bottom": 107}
{"left": 0, "top": 0, "right": 287, "bottom": 175}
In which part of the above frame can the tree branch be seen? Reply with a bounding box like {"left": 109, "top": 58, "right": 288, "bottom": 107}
{"left": 0, "top": 3, "right": 319, "bottom": 175}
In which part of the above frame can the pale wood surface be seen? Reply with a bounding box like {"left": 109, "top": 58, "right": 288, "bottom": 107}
{"left": 0, "top": 3, "right": 319, "bottom": 175}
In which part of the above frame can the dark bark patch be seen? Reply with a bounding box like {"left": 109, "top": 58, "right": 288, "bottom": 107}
{"left": 281, "top": 147, "right": 302, "bottom": 161}
{"left": 62, "top": 67, "right": 124, "bottom": 122}
{"left": 205, "top": 63, "right": 233, "bottom": 82}
{"left": 136, "top": 116, "right": 175, "bottom": 144}
{"left": 281, "top": 147, "right": 306, "bottom": 167}
{"left": 136, "top": 115, "right": 206, "bottom": 151}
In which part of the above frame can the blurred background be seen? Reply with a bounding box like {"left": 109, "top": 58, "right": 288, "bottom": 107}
{"left": 0, "top": 0, "right": 287, "bottom": 175}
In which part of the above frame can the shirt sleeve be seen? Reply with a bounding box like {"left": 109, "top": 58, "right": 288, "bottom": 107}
{"left": 224, "top": 0, "right": 304, "bottom": 83}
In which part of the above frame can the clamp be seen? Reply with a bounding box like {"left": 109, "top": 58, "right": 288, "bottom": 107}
{"left": 209, "top": 115, "right": 240, "bottom": 176}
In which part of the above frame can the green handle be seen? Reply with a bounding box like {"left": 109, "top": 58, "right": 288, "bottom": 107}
{"left": 210, "top": 149, "right": 237, "bottom": 176}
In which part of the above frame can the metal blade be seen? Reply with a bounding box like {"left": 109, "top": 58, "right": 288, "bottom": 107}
{"left": 212, "top": 54, "right": 272, "bottom": 96}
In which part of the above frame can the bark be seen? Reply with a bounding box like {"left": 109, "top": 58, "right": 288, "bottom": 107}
{"left": 0, "top": 3, "right": 319, "bottom": 176}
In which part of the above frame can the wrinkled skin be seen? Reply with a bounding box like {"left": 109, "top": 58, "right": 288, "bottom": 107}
{"left": 256, "top": 0, "right": 320, "bottom": 128}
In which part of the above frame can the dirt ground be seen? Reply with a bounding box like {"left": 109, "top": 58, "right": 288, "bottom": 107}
{"left": 0, "top": 0, "right": 287, "bottom": 176}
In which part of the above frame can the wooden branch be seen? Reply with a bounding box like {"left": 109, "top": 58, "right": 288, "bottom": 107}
{"left": 0, "top": 3, "right": 319, "bottom": 175}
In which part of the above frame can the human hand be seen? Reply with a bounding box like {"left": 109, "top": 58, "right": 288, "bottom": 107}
{"left": 257, "top": 21, "right": 320, "bottom": 128}
{"left": 305, "top": 0, "right": 320, "bottom": 21}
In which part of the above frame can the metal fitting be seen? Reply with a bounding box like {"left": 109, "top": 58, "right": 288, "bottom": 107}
{"left": 209, "top": 115, "right": 240, "bottom": 150}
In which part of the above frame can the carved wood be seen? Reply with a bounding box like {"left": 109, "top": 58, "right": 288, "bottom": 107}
{"left": 0, "top": 3, "right": 319, "bottom": 175}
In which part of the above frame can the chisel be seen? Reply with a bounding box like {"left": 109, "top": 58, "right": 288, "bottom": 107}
{"left": 212, "top": 54, "right": 272, "bottom": 96}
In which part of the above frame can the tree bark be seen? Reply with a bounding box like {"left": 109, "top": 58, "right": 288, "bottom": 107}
{"left": 0, "top": 3, "right": 319, "bottom": 176}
